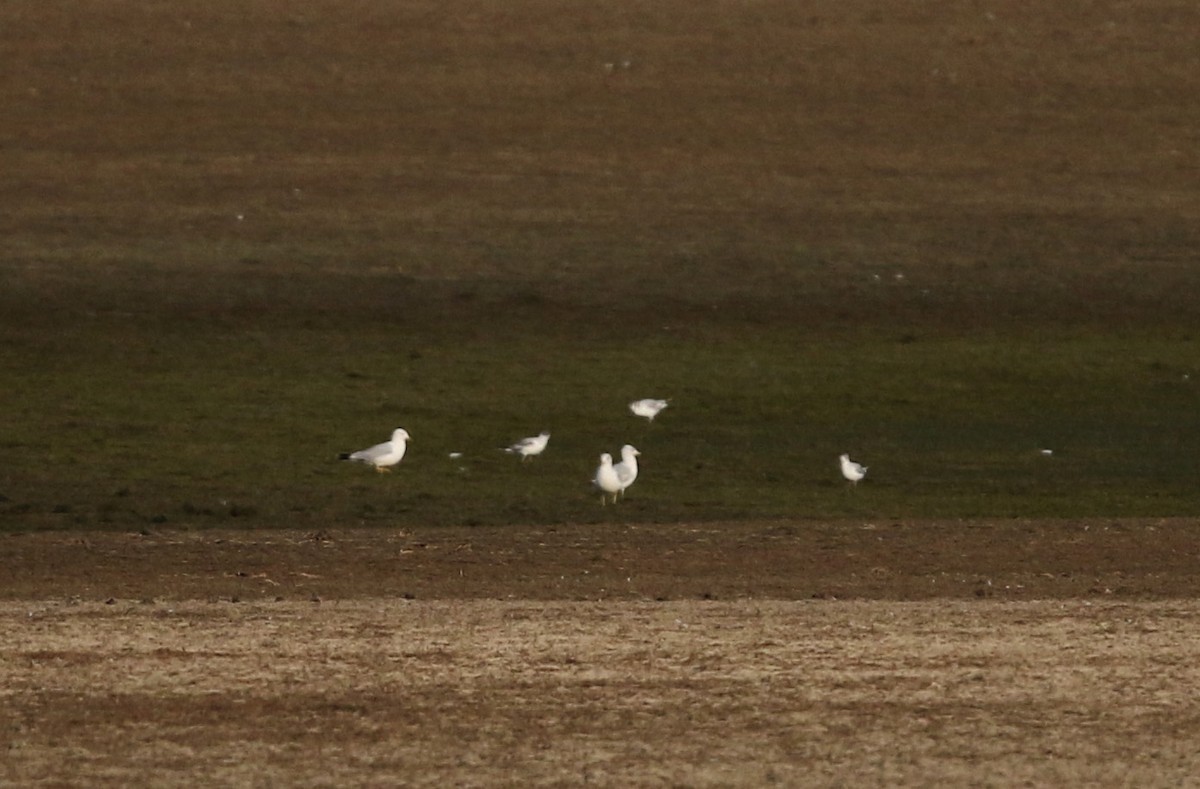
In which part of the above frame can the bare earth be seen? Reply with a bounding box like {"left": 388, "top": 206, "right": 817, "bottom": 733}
{"left": 3, "top": 521, "right": 1200, "bottom": 787}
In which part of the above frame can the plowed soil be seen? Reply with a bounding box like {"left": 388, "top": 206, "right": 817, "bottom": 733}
{"left": 4, "top": 520, "right": 1200, "bottom": 786}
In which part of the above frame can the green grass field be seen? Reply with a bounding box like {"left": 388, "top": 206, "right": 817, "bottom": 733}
{"left": 3, "top": 0, "right": 1199, "bottom": 531}
{"left": 3, "top": 305, "right": 1197, "bottom": 530}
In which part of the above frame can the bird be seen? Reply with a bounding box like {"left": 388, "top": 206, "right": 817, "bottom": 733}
{"left": 338, "top": 428, "right": 411, "bottom": 473}
{"left": 613, "top": 444, "right": 641, "bottom": 498}
{"left": 629, "top": 398, "right": 669, "bottom": 422}
{"left": 839, "top": 453, "right": 867, "bottom": 486}
{"left": 503, "top": 431, "right": 550, "bottom": 462}
{"left": 593, "top": 452, "right": 622, "bottom": 505}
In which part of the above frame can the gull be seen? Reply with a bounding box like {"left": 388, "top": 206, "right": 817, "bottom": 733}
{"left": 593, "top": 452, "right": 622, "bottom": 505}
{"left": 503, "top": 431, "right": 550, "bottom": 462}
{"left": 614, "top": 444, "right": 641, "bottom": 498}
{"left": 839, "top": 453, "right": 867, "bottom": 486}
{"left": 338, "top": 428, "right": 411, "bottom": 473}
{"left": 629, "top": 398, "right": 669, "bottom": 422}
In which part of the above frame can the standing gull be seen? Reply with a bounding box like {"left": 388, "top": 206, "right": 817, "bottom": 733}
{"left": 613, "top": 444, "right": 641, "bottom": 499}
{"left": 593, "top": 452, "right": 622, "bottom": 505}
{"left": 629, "top": 398, "right": 669, "bottom": 422}
{"left": 338, "top": 428, "right": 411, "bottom": 473}
{"left": 839, "top": 453, "right": 867, "bottom": 486}
{"left": 503, "top": 431, "right": 551, "bottom": 462}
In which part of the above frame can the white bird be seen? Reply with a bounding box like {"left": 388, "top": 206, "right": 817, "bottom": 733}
{"left": 614, "top": 444, "right": 641, "bottom": 498}
{"left": 593, "top": 452, "right": 622, "bottom": 505}
{"left": 503, "top": 431, "right": 550, "bottom": 462}
{"left": 839, "top": 453, "right": 867, "bottom": 486}
{"left": 338, "top": 428, "right": 411, "bottom": 473}
{"left": 629, "top": 398, "right": 669, "bottom": 422}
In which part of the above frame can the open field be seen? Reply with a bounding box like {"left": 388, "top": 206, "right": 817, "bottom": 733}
{"left": 6, "top": 0, "right": 1200, "bottom": 317}
{"left": 6, "top": 596, "right": 1200, "bottom": 788}
{"left": 5, "top": 520, "right": 1200, "bottom": 603}
{"left": 3, "top": 0, "right": 1200, "bottom": 527}
{"left": 4, "top": 524, "right": 1200, "bottom": 787}
{"left": 4, "top": 0, "right": 1200, "bottom": 785}
{"left": 3, "top": 321, "right": 1199, "bottom": 530}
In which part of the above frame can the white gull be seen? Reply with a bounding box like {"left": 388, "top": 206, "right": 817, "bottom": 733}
{"left": 503, "top": 431, "right": 551, "bottom": 461}
{"left": 614, "top": 444, "right": 641, "bottom": 498}
{"left": 339, "top": 428, "right": 411, "bottom": 473}
{"left": 629, "top": 398, "right": 669, "bottom": 422}
{"left": 593, "top": 452, "right": 622, "bottom": 505}
{"left": 839, "top": 453, "right": 866, "bottom": 486}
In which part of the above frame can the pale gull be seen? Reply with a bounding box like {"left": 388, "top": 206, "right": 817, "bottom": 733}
{"left": 593, "top": 452, "right": 622, "bottom": 505}
{"left": 629, "top": 398, "right": 669, "bottom": 422}
{"left": 614, "top": 444, "right": 641, "bottom": 498}
{"left": 839, "top": 453, "right": 867, "bottom": 486}
{"left": 338, "top": 428, "right": 411, "bottom": 473}
{"left": 503, "top": 431, "right": 551, "bottom": 462}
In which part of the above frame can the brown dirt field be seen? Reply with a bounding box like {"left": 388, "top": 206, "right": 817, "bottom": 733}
{"left": 5, "top": 596, "right": 1200, "bottom": 787}
{"left": 4, "top": 520, "right": 1200, "bottom": 786}
{"left": 4, "top": 519, "right": 1200, "bottom": 603}
{"left": 5, "top": 0, "right": 1200, "bottom": 328}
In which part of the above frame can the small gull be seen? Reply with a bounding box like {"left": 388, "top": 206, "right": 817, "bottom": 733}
{"left": 614, "top": 444, "right": 641, "bottom": 498}
{"left": 593, "top": 453, "right": 622, "bottom": 505}
{"left": 503, "top": 431, "right": 550, "bottom": 462}
{"left": 839, "top": 453, "right": 867, "bottom": 486}
{"left": 629, "top": 398, "right": 669, "bottom": 422}
{"left": 338, "top": 428, "right": 411, "bottom": 473}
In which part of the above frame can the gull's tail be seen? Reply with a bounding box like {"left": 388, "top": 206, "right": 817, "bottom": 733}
{"left": 337, "top": 452, "right": 352, "bottom": 460}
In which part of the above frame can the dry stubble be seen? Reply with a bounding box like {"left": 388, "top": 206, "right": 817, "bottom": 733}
{"left": 3, "top": 597, "right": 1200, "bottom": 787}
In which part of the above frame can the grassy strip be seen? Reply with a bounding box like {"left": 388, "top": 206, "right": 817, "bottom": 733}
{"left": 2, "top": 313, "right": 1197, "bottom": 531}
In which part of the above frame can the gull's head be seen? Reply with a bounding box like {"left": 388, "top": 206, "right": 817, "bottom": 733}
{"left": 600, "top": 452, "right": 613, "bottom": 465}
{"left": 839, "top": 453, "right": 850, "bottom": 462}
{"left": 621, "top": 444, "right": 641, "bottom": 457}
{"left": 393, "top": 428, "right": 411, "bottom": 442}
